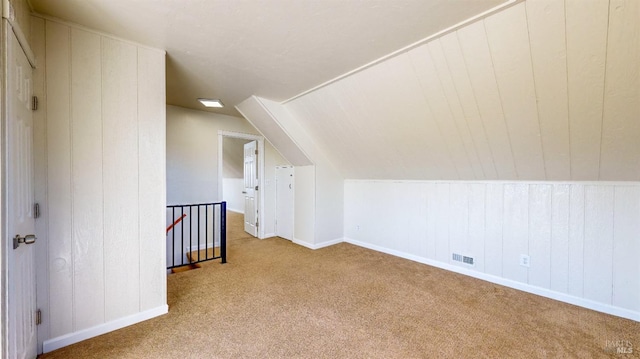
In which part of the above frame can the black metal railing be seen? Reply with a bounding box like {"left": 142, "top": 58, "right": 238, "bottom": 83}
{"left": 166, "top": 202, "right": 227, "bottom": 269}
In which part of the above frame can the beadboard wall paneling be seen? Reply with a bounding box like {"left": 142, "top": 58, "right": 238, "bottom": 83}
{"left": 526, "top": 0, "right": 570, "bottom": 180}
{"left": 137, "top": 47, "right": 167, "bottom": 312}
{"left": 102, "top": 37, "right": 141, "bottom": 322}
{"left": 70, "top": 27, "right": 105, "bottom": 331}
{"left": 599, "top": 0, "right": 640, "bottom": 180}
{"left": 344, "top": 180, "right": 640, "bottom": 320}
{"left": 44, "top": 20, "right": 73, "bottom": 338}
{"left": 34, "top": 17, "right": 167, "bottom": 351}
{"left": 286, "top": 0, "right": 639, "bottom": 181}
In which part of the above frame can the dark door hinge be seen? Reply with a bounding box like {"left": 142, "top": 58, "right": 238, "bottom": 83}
{"left": 34, "top": 203, "right": 40, "bottom": 219}
{"left": 36, "top": 309, "right": 42, "bottom": 325}
{"left": 32, "top": 96, "right": 38, "bottom": 111}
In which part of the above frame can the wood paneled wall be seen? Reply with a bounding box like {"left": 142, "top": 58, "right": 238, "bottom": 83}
{"left": 344, "top": 180, "right": 640, "bottom": 319}
{"left": 287, "top": 0, "right": 639, "bottom": 181}
{"left": 32, "top": 17, "right": 167, "bottom": 346}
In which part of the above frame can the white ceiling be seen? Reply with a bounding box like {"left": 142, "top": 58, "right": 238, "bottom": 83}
{"left": 285, "top": 0, "right": 640, "bottom": 181}
{"left": 30, "top": 0, "right": 508, "bottom": 116}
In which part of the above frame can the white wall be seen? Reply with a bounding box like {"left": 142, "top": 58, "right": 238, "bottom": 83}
{"left": 222, "top": 137, "right": 249, "bottom": 213}
{"left": 32, "top": 16, "right": 167, "bottom": 352}
{"left": 285, "top": 0, "right": 639, "bottom": 182}
{"left": 259, "top": 98, "right": 344, "bottom": 247}
{"left": 222, "top": 137, "right": 248, "bottom": 179}
{"left": 344, "top": 180, "right": 640, "bottom": 321}
{"left": 294, "top": 166, "right": 315, "bottom": 246}
{"left": 271, "top": 0, "right": 640, "bottom": 322}
{"left": 222, "top": 178, "right": 244, "bottom": 213}
{"left": 263, "top": 143, "right": 288, "bottom": 237}
{"left": 166, "top": 105, "right": 257, "bottom": 205}
{"left": 166, "top": 105, "right": 288, "bottom": 236}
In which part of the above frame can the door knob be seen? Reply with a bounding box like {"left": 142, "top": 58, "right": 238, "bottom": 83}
{"left": 13, "top": 234, "right": 36, "bottom": 249}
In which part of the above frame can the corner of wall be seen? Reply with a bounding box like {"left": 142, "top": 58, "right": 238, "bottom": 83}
{"left": 256, "top": 97, "right": 346, "bottom": 245}
{"left": 42, "top": 305, "right": 168, "bottom": 353}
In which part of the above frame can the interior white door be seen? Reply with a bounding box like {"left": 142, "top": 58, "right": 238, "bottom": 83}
{"left": 243, "top": 141, "right": 258, "bottom": 237}
{"left": 275, "top": 166, "right": 294, "bottom": 241}
{"left": 6, "top": 25, "right": 38, "bottom": 359}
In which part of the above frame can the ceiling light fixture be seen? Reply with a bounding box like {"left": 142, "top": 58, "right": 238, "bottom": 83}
{"left": 198, "top": 98, "right": 224, "bottom": 108}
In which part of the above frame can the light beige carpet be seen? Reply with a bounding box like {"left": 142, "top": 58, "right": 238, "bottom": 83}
{"left": 40, "top": 212, "right": 639, "bottom": 358}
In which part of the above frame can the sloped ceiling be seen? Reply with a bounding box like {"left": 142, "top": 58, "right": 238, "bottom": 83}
{"left": 286, "top": 0, "right": 639, "bottom": 181}
{"left": 29, "top": 0, "right": 508, "bottom": 117}
{"left": 222, "top": 137, "right": 251, "bottom": 178}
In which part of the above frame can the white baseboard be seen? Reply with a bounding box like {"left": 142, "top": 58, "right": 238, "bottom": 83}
{"left": 344, "top": 238, "right": 640, "bottom": 322}
{"left": 292, "top": 237, "right": 343, "bottom": 250}
{"left": 43, "top": 305, "right": 168, "bottom": 353}
{"left": 226, "top": 208, "right": 244, "bottom": 214}
{"left": 263, "top": 232, "right": 276, "bottom": 238}
{"left": 187, "top": 243, "right": 218, "bottom": 253}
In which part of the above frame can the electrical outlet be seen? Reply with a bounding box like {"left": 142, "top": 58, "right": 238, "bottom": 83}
{"left": 519, "top": 254, "right": 530, "bottom": 268}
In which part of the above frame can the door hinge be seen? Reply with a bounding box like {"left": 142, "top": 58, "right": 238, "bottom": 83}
{"left": 254, "top": 149, "right": 258, "bottom": 155}
{"left": 36, "top": 309, "right": 42, "bottom": 325}
{"left": 34, "top": 203, "right": 40, "bottom": 219}
{"left": 32, "top": 96, "right": 38, "bottom": 111}
{"left": 255, "top": 185, "right": 259, "bottom": 191}
{"left": 256, "top": 220, "right": 259, "bottom": 228}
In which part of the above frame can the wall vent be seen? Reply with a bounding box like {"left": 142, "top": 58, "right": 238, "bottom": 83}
{"left": 452, "top": 253, "right": 474, "bottom": 266}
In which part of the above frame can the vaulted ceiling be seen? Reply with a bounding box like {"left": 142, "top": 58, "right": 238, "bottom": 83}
{"left": 30, "top": 0, "right": 639, "bottom": 182}
{"left": 30, "top": 0, "right": 507, "bottom": 117}
{"left": 286, "top": 0, "right": 639, "bottom": 181}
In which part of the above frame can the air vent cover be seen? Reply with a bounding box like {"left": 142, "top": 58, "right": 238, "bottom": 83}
{"left": 452, "top": 253, "right": 474, "bottom": 266}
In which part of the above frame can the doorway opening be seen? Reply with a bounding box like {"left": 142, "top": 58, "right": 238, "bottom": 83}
{"left": 217, "top": 131, "right": 265, "bottom": 239}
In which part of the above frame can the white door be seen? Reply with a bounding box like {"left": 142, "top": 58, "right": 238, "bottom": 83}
{"left": 275, "top": 166, "right": 294, "bottom": 241}
{"left": 243, "top": 141, "right": 258, "bottom": 237}
{"left": 6, "top": 26, "right": 38, "bottom": 359}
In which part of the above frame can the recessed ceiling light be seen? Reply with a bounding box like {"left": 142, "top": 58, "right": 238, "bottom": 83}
{"left": 198, "top": 98, "right": 224, "bottom": 108}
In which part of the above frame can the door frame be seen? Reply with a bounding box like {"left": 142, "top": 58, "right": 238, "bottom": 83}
{"left": 217, "top": 130, "right": 265, "bottom": 239}
{"left": 1, "top": 9, "right": 38, "bottom": 358}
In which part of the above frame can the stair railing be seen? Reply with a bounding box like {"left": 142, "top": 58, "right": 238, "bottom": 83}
{"left": 166, "top": 201, "right": 227, "bottom": 269}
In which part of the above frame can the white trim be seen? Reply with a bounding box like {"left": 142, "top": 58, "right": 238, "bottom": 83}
{"left": 283, "top": 0, "right": 521, "bottom": 103}
{"left": 1, "top": 14, "right": 35, "bottom": 68}
{"left": 263, "top": 232, "right": 276, "bottom": 238}
{"left": 217, "top": 130, "right": 265, "bottom": 239}
{"left": 186, "top": 243, "right": 218, "bottom": 254}
{"left": 237, "top": 96, "right": 314, "bottom": 166}
{"left": 292, "top": 237, "right": 343, "bottom": 250}
{"left": 42, "top": 305, "right": 168, "bottom": 353}
{"left": 344, "top": 238, "right": 640, "bottom": 322}
{"left": 226, "top": 207, "right": 243, "bottom": 214}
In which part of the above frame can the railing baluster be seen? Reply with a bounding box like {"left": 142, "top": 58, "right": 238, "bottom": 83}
{"left": 189, "top": 205, "right": 192, "bottom": 264}
{"left": 166, "top": 202, "right": 227, "bottom": 270}
{"left": 221, "top": 202, "right": 226, "bottom": 263}
{"left": 172, "top": 207, "right": 175, "bottom": 268}
{"left": 205, "top": 204, "right": 209, "bottom": 260}
{"left": 211, "top": 204, "right": 216, "bottom": 257}
{"left": 181, "top": 206, "right": 184, "bottom": 266}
